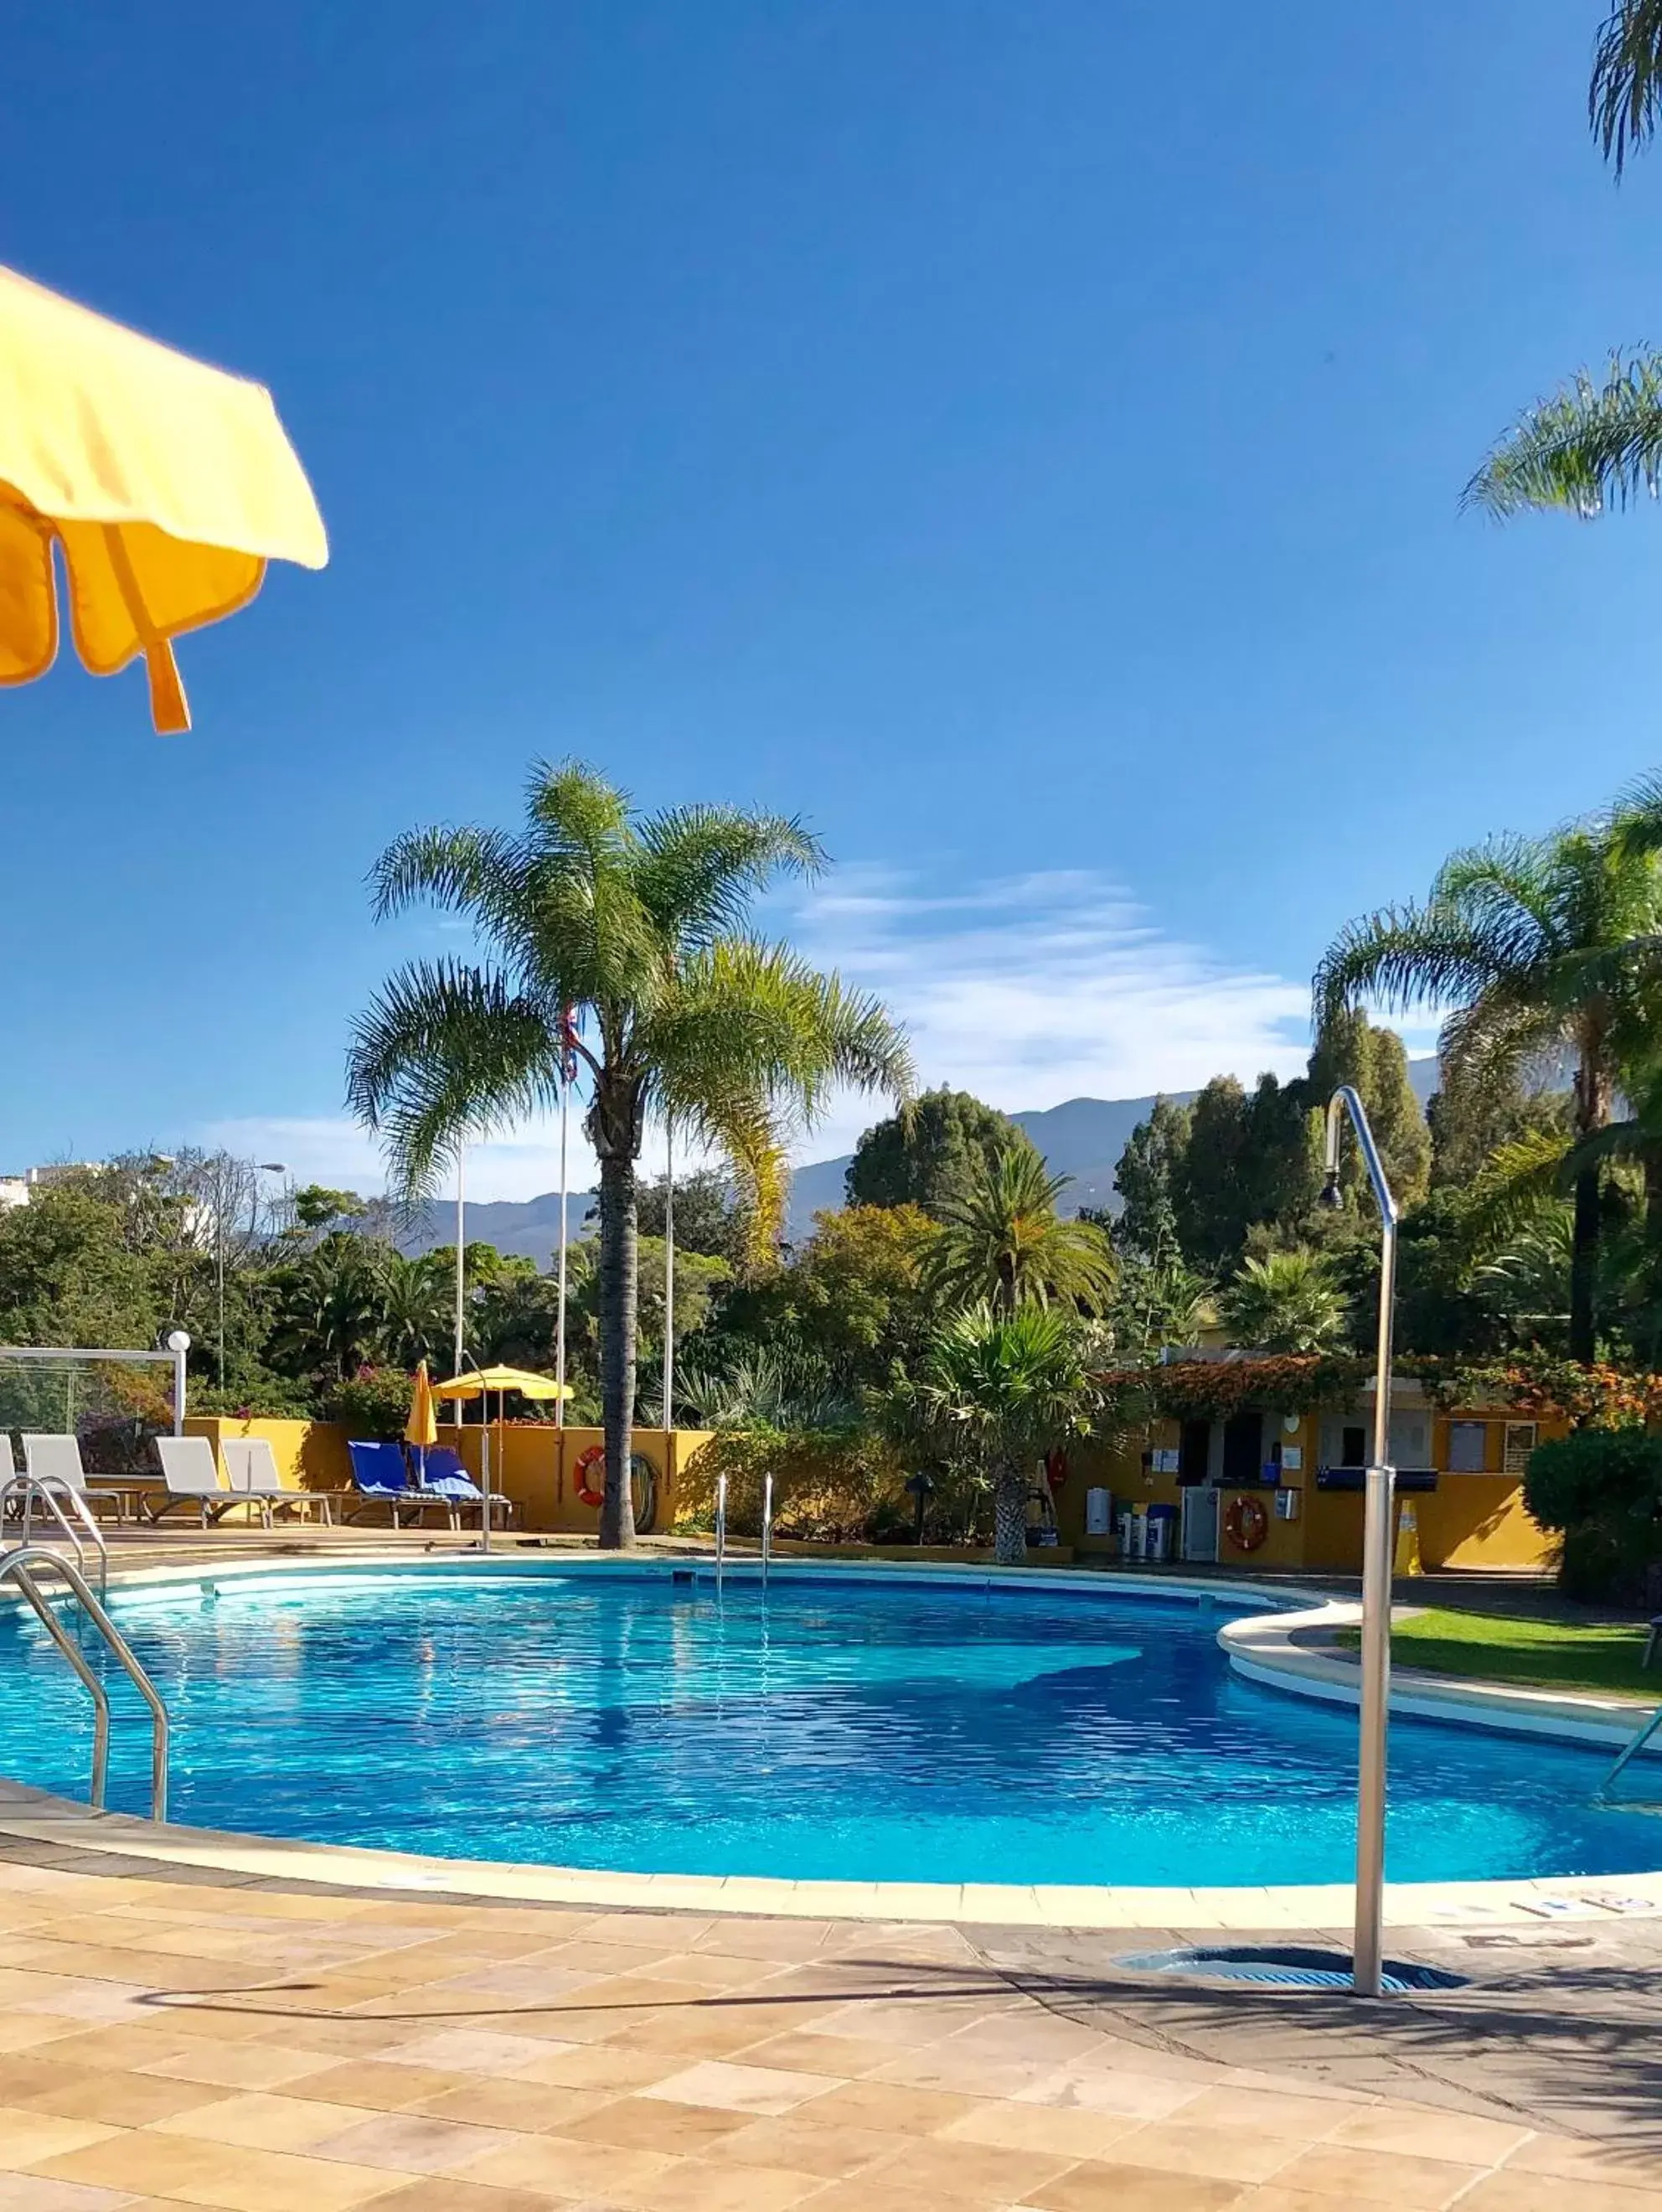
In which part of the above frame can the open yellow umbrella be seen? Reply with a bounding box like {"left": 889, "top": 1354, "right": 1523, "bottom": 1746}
{"left": 0, "top": 263, "right": 327, "bottom": 732}
{"left": 435, "top": 1365, "right": 570, "bottom": 1553}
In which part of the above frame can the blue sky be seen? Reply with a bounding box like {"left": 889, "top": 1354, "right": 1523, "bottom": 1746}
{"left": 6, "top": 1, "right": 1662, "bottom": 1196}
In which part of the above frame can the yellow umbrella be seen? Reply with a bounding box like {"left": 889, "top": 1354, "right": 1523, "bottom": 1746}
{"left": 434, "top": 1366, "right": 570, "bottom": 1551}
{"left": 0, "top": 262, "right": 327, "bottom": 733}
{"left": 405, "top": 1360, "right": 438, "bottom": 1457}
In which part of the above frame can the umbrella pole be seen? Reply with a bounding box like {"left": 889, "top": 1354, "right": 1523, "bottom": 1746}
{"left": 479, "top": 1395, "right": 493, "bottom": 1558}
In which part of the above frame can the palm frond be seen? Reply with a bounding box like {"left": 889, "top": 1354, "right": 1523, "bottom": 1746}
{"left": 1314, "top": 902, "right": 1520, "bottom": 1028}
{"left": 368, "top": 824, "right": 525, "bottom": 928}
{"left": 345, "top": 960, "right": 563, "bottom": 1198}
{"left": 633, "top": 806, "right": 826, "bottom": 948}
{"left": 1464, "top": 349, "right": 1662, "bottom": 518}
{"left": 1592, "top": 1, "right": 1662, "bottom": 175}
{"left": 1458, "top": 1128, "right": 1574, "bottom": 1258}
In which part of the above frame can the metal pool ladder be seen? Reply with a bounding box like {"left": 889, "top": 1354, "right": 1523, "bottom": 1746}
{"left": 1602, "top": 1702, "right": 1662, "bottom": 1799}
{"left": 0, "top": 1544, "right": 169, "bottom": 1819}
{"left": 1, "top": 1475, "right": 108, "bottom": 1599}
{"left": 714, "top": 1472, "right": 728, "bottom": 1589}
{"left": 761, "top": 1470, "right": 774, "bottom": 1585}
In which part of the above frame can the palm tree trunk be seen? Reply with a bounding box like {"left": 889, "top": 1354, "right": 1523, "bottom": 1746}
{"left": 993, "top": 1461, "right": 1027, "bottom": 1567}
{"left": 596, "top": 1150, "right": 639, "bottom": 1550}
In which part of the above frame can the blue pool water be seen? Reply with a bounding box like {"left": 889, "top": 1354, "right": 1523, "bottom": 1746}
{"left": 2, "top": 1564, "right": 1659, "bottom": 1887}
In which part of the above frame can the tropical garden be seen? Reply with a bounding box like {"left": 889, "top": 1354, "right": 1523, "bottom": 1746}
{"left": 18, "top": 10, "right": 1662, "bottom": 1584}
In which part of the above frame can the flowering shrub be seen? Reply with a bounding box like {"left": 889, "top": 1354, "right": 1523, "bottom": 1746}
{"left": 323, "top": 1365, "right": 418, "bottom": 1439}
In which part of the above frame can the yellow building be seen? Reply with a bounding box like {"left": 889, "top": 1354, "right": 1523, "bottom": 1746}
{"left": 1047, "top": 1356, "right": 1562, "bottom": 1576}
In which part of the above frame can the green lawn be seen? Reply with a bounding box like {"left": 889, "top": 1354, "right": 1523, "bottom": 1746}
{"left": 1337, "top": 1608, "right": 1660, "bottom": 1700}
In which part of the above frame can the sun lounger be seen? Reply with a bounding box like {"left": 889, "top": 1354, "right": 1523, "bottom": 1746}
{"left": 220, "top": 1437, "right": 334, "bottom": 1527}
{"left": 416, "top": 1445, "right": 517, "bottom": 1530}
{"left": 144, "top": 1436, "right": 240, "bottom": 1526}
{"left": 347, "top": 1439, "right": 429, "bottom": 1527}
{"left": 21, "top": 1434, "right": 134, "bottom": 1523}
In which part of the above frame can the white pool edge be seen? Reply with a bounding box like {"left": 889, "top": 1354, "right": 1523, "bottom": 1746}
{"left": 4, "top": 1550, "right": 1660, "bottom": 1932}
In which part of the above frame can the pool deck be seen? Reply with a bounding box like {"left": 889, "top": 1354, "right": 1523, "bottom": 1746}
{"left": 6, "top": 1539, "right": 1662, "bottom": 2204}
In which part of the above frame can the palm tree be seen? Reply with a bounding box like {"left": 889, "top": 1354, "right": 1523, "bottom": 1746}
{"left": 1316, "top": 813, "right": 1662, "bottom": 1361}
{"left": 926, "top": 1140, "right": 1116, "bottom": 1315}
{"left": 914, "top": 1304, "right": 1093, "bottom": 1565}
{"left": 1466, "top": 8, "right": 1662, "bottom": 516}
{"left": 348, "top": 761, "right": 914, "bottom": 1548}
{"left": 1219, "top": 1250, "right": 1347, "bottom": 1355}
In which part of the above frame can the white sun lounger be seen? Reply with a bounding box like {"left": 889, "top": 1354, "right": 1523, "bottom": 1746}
{"left": 147, "top": 1436, "right": 239, "bottom": 1527}
{"left": 219, "top": 1437, "right": 333, "bottom": 1527}
{"left": 21, "top": 1434, "right": 133, "bottom": 1523}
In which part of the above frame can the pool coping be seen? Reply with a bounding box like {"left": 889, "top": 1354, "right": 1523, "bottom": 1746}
{"left": 4, "top": 1548, "right": 1661, "bottom": 1932}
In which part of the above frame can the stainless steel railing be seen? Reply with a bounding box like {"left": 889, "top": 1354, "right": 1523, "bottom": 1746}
{"left": 0, "top": 1546, "right": 168, "bottom": 1818}
{"left": 0, "top": 1476, "right": 107, "bottom": 1598}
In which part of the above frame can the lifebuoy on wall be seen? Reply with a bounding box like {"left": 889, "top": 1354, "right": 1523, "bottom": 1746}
{"left": 1224, "top": 1494, "right": 1269, "bottom": 1553}
{"left": 574, "top": 1445, "right": 606, "bottom": 1508}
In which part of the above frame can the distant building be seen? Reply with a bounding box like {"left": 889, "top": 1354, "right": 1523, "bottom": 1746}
{"left": 0, "top": 1164, "right": 104, "bottom": 1212}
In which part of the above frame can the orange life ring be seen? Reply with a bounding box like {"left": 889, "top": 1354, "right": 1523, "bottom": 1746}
{"left": 1225, "top": 1494, "right": 1269, "bottom": 1553}
{"left": 574, "top": 1445, "right": 606, "bottom": 1509}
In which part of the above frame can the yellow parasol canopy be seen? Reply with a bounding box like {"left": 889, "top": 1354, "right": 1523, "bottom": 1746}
{"left": 434, "top": 1365, "right": 570, "bottom": 1402}
{"left": 405, "top": 1359, "right": 439, "bottom": 1450}
{"left": 0, "top": 263, "right": 328, "bottom": 734}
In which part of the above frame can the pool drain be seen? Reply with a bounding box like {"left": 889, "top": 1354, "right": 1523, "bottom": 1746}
{"left": 1112, "top": 1946, "right": 1466, "bottom": 1994}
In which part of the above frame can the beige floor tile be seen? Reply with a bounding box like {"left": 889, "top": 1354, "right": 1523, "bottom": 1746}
{"left": 630, "top": 2159, "right": 824, "bottom": 2212}
{"left": 1105, "top": 2123, "right": 1299, "bottom": 2186}
{"left": 385, "top": 2029, "right": 562, "bottom": 2076}
{"left": 606, "top": 2011, "right": 797, "bottom": 2060}
{"left": 1457, "top": 2176, "right": 1662, "bottom": 2212}
{"left": 150, "top": 2088, "right": 381, "bottom": 2153}
{"left": 726, "top": 2029, "right": 888, "bottom": 2077}
{"left": 700, "top": 2112, "right": 909, "bottom": 2180}
{"left": 368, "top": 2184, "right": 569, "bottom": 2212}
{"left": 1504, "top": 2136, "right": 1662, "bottom": 2189}
{"left": 398, "top": 2079, "right": 615, "bottom": 2134}
{"left": 0, "top": 2020, "right": 85, "bottom": 2060}
{"left": 30, "top": 2132, "right": 415, "bottom": 2212}
{"left": 507, "top": 2041, "right": 681, "bottom": 2094}
{"left": 0, "top": 2109, "right": 119, "bottom": 2173}
{"left": 460, "top": 2131, "right": 674, "bottom": 2199}
{"left": 304, "top": 2112, "right": 512, "bottom": 2174}
{"left": 1324, "top": 2106, "right": 1533, "bottom": 2165}
{"left": 1015, "top": 2068, "right": 1205, "bottom": 2122}
{"left": 861, "top": 2132, "right": 1078, "bottom": 2202}
{"left": 870, "top": 2048, "right": 1078, "bottom": 2101}
{"left": 804, "top": 2184, "right": 1024, "bottom": 2212}
{"left": 138, "top": 2039, "right": 349, "bottom": 2092}
{"left": 640, "top": 2060, "right": 841, "bottom": 2118}
{"left": 0, "top": 2178, "right": 135, "bottom": 2211}
{"left": 941, "top": 2099, "right": 1142, "bottom": 2160}
{"left": 12, "top": 2068, "right": 225, "bottom": 2132}
{"left": 1025, "top": 2163, "right": 1251, "bottom": 2211}
{"left": 1266, "top": 2142, "right": 1488, "bottom": 2207}
{"left": 556, "top": 2096, "right": 756, "bottom": 2156}
{"left": 792, "top": 2078, "right": 988, "bottom": 2135}
{"left": 1174, "top": 2088, "right": 1355, "bottom": 2142}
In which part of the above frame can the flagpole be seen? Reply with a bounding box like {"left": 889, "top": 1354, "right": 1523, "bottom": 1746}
{"left": 663, "top": 1116, "right": 674, "bottom": 1434}
{"left": 453, "top": 1145, "right": 466, "bottom": 1378}
{"left": 555, "top": 1082, "right": 570, "bottom": 1430}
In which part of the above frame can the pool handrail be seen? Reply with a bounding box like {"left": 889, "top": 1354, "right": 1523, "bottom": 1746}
{"left": 0, "top": 1543, "right": 169, "bottom": 1818}
{"left": 0, "top": 1473, "right": 107, "bottom": 1598}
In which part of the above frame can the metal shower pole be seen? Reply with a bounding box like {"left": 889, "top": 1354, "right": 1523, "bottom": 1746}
{"left": 1322, "top": 1084, "right": 1399, "bottom": 1999}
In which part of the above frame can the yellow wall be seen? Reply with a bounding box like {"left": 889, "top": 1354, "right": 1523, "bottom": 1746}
{"left": 435, "top": 1422, "right": 713, "bottom": 1533}
{"left": 183, "top": 1415, "right": 713, "bottom": 1537}
{"left": 1047, "top": 1401, "right": 1560, "bottom": 1574}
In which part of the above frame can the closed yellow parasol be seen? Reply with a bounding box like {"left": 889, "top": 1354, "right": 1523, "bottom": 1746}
{"left": 405, "top": 1359, "right": 439, "bottom": 1455}
{"left": 0, "top": 263, "right": 327, "bottom": 732}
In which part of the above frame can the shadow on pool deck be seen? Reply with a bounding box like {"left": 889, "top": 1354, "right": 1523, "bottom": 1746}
{"left": 969, "top": 1921, "right": 1662, "bottom": 2151}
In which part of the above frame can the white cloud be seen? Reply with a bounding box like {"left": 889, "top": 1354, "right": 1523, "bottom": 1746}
{"left": 204, "top": 866, "right": 1316, "bottom": 1201}
{"left": 785, "top": 866, "right": 1313, "bottom": 1158}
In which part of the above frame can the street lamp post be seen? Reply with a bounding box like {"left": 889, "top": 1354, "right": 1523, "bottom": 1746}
{"left": 1321, "top": 1085, "right": 1399, "bottom": 1999}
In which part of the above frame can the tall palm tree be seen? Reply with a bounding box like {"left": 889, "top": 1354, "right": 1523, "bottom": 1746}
{"left": 926, "top": 1140, "right": 1117, "bottom": 1315}
{"left": 1467, "top": 7, "right": 1662, "bottom": 517}
{"left": 915, "top": 1304, "right": 1093, "bottom": 1566}
{"left": 348, "top": 762, "right": 914, "bottom": 1548}
{"left": 1316, "top": 813, "right": 1662, "bottom": 1361}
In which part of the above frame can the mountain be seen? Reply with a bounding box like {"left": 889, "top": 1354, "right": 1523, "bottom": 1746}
{"left": 400, "top": 1057, "right": 1443, "bottom": 1259}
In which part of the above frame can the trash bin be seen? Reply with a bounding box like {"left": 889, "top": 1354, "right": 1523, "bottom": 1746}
{"left": 1085, "top": 1486, "right": 1112, "bottom": 1537}
{"left": 1147, "top": 1503, "right": 1178, "bottom": 1563}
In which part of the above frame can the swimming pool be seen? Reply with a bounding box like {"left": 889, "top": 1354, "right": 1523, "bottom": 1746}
{"left": 3, "top": 1563, "right": 1658, "bottom": 1888}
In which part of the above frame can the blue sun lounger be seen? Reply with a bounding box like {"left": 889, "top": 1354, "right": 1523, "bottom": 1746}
{"left": 346, "top": 1439, "right": 424, "bottom": 1527}
{"left": 416, "top": 1446, "right": 516, "bottom": 1531}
